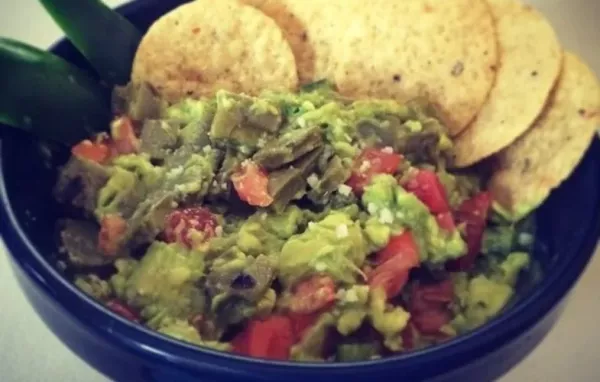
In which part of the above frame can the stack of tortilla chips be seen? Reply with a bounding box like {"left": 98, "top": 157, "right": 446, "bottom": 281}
{"left": 130, "top": 0, "right": 600, "bottom": 220}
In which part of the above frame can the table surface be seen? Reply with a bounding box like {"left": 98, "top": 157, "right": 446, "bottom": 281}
{"left": 1, "top": 1, "right": 599, "bottom": 381}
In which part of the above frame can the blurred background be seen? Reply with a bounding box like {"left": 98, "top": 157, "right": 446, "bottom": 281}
{"left": 0, "top": 1, "right": 599, "bottom": 381}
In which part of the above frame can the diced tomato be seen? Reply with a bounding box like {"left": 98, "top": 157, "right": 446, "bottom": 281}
{"left": 289, "top": 312, "right": 321, "bottom": 340}
{"left": 231, "top": 315, "right": 295, "bottom": 360}
{"left": 111, "top": 116, "right": 140, "bottom": 155}
{"left": 346, "top": 148, "right": 403, "bottom": 194}
{"left": 409, "top": 279, "right": 454, "bottom": 313}
{"left": 436, "top": 212, "right": 456, "bottom": 231}
{"left": 408, "top": 279, "right": 454, "bottom": 335}
{"left": 71, "top": 139, "right": 110, "bottom": 163}
{"left": 98, "top": 214, "right": 127, "bottom": 256}
{"left": 412, "top": 309, "right": 452, "bottom": 335}
{"left": 416, "top": 279, "right": 454, "bottom": 303}
{"left": 231, "top": 160, "right": 274, "bottom": 207}
{"left": 289, "top": 276, "right": 336, "bottom": 314}
{"left": 164, "top": 207, "right": 218, "bottom": 248}
{"left": 375, "top": 231, "right": 421, "bottom": 266}
{"left": 369, "top": 231, "right": 420, "bottom": 298}
{"left": 369, "top": 267, "right": 410, "bottom": 300}
{"left": 403, "top": 169, "right": 450, "bottom": 214}
{"left": 106, "top": 299, "right": 140, "bottom": 322}
{"left": 447, "top": 192, "right": 492, "bottom": 271}
{"left": 232, "top": 313, "right": 329, "bottom": 360}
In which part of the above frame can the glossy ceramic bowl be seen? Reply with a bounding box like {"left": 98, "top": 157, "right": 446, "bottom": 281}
{"left": 1, "top": 1, "right": 600, "bottom": 381}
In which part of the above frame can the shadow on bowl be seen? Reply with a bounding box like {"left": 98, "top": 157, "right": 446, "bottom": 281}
{"left": 1, "top": 1, "right": 600, "bottom": 381}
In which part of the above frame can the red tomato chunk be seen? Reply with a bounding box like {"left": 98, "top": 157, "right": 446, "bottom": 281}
{"left": 447, "top": 192, "right": 492, "bottom": 271}
{"left": 164, "top": 207, "right": 218, "bottom": 248}
{"left": 409, "top": 279, "right": 455, "bottom": 335}
{"left": 106, "top": 299, "right": 140, "bottom": 322}
{"left": 289, "top": 276, "right": 336, "bottom": 314}
{"left": 346, "top": 148, "right": 403, "bottom": 194}
{"left": 232, "top": 315, "right": 296, "bottom": 360}
{"left": 98, "top": 214, "right": 127, "bottom": 256}
{"left": 111, "top": 116, "right": 140, "bottom": 155}
{"left": 231, "top": 160, "right": 274, "bottom": 207}
{"left": 369, "top": 231, "right": 420, "bottom": 299}
{"left": 404, "top": 169, "right": 451, "bottom": 214}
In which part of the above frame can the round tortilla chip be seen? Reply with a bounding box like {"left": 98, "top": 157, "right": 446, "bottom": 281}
{"left": 452, "top": 0, "right": 562, "bottom": 168}
{"left": 489, "top": 52, "right": 600, "bottom": 219}
{"left": 241, "top": 0, "right": 353, "bottom": 85}
{"left": 334, "top": 0, "right": 498, "bottom": 135}
{"left": 131, "top": 0, "right": 298, "bottom": 103}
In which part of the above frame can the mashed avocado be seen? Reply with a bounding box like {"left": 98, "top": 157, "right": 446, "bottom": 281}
{"left": 279, "top": 211, "right": 369, "bottom": 286}
{"left": 57, "top": 84, "right": 536, "bottom": 362}
{"left": 362, "top": 174, "right": 467, "bottom": 264}
{"left": 451, "top": 251, "right": 530, "bottom": 333}
{"left": 110, "top": 242, "right": 206, "bottom": 327}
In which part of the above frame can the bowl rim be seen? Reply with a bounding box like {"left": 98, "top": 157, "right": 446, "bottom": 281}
{"left": 1, "top": 0, "right": 600, "bottom": 376}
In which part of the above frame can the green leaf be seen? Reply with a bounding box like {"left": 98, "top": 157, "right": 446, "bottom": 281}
{"left": 0, "top": 38, "right": 110, "bottom": 145}
{"left": 39, "top": 0, "right": 142, "bottom": 86}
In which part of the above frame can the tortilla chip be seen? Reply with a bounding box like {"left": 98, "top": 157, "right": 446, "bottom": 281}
{"left": 241, "top": 0, "right": 353, "bottom": 85}
{"left": 333, "top": 0, "right": 498, "bottom": 135}
{"left": 131, "top": 0, "right": 298, "bottom": 103}
{"left": 452, "top": 0, "right": 562, "bottom": 167}
{"left": 489, "top": 52, "right": 600, "bottom": 219}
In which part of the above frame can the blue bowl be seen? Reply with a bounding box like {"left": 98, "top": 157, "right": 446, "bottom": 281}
{"left": 1, "top": 1, "right": 600, "bottom": 381}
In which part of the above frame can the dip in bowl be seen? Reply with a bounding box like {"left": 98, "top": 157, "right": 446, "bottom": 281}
{"left": 1, "top": 0, "right": 600, "bottom": 381}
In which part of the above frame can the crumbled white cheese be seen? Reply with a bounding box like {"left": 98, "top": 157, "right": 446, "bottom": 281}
{"left": 314, "top": 262, "right": 327, "bottom": 272}
{"left": 336, "top": 224, "right": 349, "bottom": 238}
{"left": 337, "top": 184, "right": 352, "bottom": 196}
{"left": 359, "top": 160, "right": 371, "bottom": 173}
{"left": 367, "top": 202, "right": 379, "bottom": 216}
{"left": 239, "top": 145, "right": 251, "bottom": 155}
{"left": 379, "top": 208, "right": 394, "bottom": 224}
{"left": 202, "top": 145, "right": 212, "bottom": 154}
{"left": 308, "top": 222, "right": 316, "bottom": 229}
{"left": 307, "top": 173, "right": 319, "bottom": 188}
{"left": 381, "top": 146, "right": 394, "bottom": 154}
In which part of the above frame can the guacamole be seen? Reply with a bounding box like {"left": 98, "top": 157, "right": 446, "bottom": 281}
{"left": 55, "top": 82, "right": 535, "bottom": 362}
